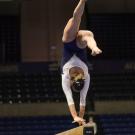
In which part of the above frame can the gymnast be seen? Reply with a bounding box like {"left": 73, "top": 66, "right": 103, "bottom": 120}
{"left": 61, "top": 0, "right": 102, "bottom": 125}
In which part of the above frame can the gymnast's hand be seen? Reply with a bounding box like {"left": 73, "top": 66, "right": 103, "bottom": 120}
{"left": 91, "top": 46, "right": 102, "bottom": 56}
{"left": 72, "top": 116, "right": 86, "bottom": 125}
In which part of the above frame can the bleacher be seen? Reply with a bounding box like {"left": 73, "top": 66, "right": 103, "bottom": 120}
{"left": 91, "top": 73, "right": 135, "bottom": 101}
{"left": 0, "top": 114, "right": 135, "bottom": 135}
{"left": 0, "top": 71, "right": 135, "bottom": 104}
{"left": 99, "top": 114, "right": 135, "bottom": 135}
{"left": 86, "top": 14, "right": 135, "bottom": 60}
{"left": 0, "top": 72, "right": 64, "bottom": 104}
{"left": 0, "top": 116, "right": 75, "bottom": 135}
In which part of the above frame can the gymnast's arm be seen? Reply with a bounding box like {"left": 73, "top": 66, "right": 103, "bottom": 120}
{"left": 62, "top": 74, "right": 85, "bottom": 123}
{"left": 62, "top": 74, "right": 77, "bottom": 118}
{"left": 79, "top": 73, "right": 90, "bottom": 118}
{"left": 62, "top": 0, "right": 87, "bottom": 43}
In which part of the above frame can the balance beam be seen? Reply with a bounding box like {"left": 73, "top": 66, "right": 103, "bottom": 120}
{"left": 56, "top": 123, "right": 95, "bottom": 135}
{"left": 56, "top": 125, "right": 83, "bottom": 135}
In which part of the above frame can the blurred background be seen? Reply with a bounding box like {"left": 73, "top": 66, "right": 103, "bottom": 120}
{"left": 0, "top": 0, "right": 135, "bottom": 134}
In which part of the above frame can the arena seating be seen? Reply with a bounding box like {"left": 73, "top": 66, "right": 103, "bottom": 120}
{"left": 99, "top": 114, "right": 135, "bottom": 135}
{"left": 0, "top": 114, "right": 134, "bottom": 135}
{"left": 86, "top": 14, "right": 135, "bottom": 60}
{"left": 0, "top": 72, "right": 135, "bottom": 104}
{"left": 0, "top": 72, "right": 64, "bottom": 104}
{"left": 91, "top": 73, "right": 135, "bottom": 100}
{"left": 0, "top": 116, "right": 75, "bottom": 135}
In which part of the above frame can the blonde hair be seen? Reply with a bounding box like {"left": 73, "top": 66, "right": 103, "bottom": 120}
{"left": 74, "top": 73, "right": 84, "bottom": 81}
